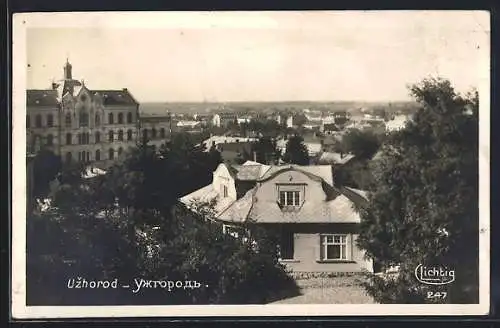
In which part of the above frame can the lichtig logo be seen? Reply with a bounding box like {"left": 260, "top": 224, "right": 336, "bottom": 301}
{"left": 414, "top": 264, "right": 455, "bottom": 285}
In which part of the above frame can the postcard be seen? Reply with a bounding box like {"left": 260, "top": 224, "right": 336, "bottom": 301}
{"left": 11, "top": 10, "right": 490, "bottom": 318}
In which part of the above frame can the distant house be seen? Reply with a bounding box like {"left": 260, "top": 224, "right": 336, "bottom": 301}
{"left": 176, "top": 120, "right": 202, "bottom": 130}
{"left": 318, "top": 152, "right": 356, "bottom": 166}
{"left": 180, "top": 161, "right": 373, "bottom": 274}
{"left": 212, "top": 113, "right": 238, "bottom": 128}
{"left": 276, "top": 138, "right": 322, "bottom": 159}
{"left": 215, "top": 141, "right": 255, "bottom": 164}
{"left": 385, "top": 115, "right": 410, "bottom": 133}
{"left": 202, "top": 135, "right": 258, "bottom": 151}
{"left": 321, "top": 123, "right": 339, "bottom": 135}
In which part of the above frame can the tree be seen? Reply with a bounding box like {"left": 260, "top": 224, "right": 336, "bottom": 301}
{"left": 357, "top": 78, "right": 479, "bottom": 304}
{"left": 32, "top": 149, "right": 62, "bottom": 199}
{"left": 340, "top": 129, "right": 383, "bottom": 160}
{"left": 283, "top": 135, "right": 309, "bottom": 165}
{"left": 247, "top": 136, "right": 281, "bottom": 164}
{"left": 28, "top": 130, "right": 297, "bottom": 305}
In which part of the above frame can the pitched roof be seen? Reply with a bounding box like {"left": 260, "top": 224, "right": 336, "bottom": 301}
{"left": 218, "top": 184, "right": 367, "bottom": 224}
{"left": 179, "top": 184, "right": 235, "bottom": 216}
{"left": 318, "top": 152, "right": 356, "bottom": 165}
{"left": 258, "top": 165, "right": 333, "bottom": 186}
{"left": 91, "top": 89, "right": 139, "bottom": 106}
{"left": 26, "top": 90, "right": 60, "bottom": 106}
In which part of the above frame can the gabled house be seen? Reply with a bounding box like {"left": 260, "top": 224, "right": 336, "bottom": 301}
{"left": 180, "top": 161, "right": 373, "bottom": 274}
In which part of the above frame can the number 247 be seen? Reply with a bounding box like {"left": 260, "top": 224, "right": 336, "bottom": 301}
{"left": 427, "top": 291, "right": 447, "bottom": 299}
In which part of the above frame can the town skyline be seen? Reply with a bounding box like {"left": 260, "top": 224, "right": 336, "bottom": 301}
{"left": 25, "top": 11, "right": 487, "bottom": 103}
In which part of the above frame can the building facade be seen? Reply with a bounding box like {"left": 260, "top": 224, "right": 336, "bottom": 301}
{"left": 26, "top": 60, "right": 140, "bottom": 168}
{"left": 180, "top": 161, "right": 373, "bottom": 274}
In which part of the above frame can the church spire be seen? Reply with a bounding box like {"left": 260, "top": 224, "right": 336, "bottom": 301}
{"left": 63, "top": 58, "right": 72, "bottom": 80}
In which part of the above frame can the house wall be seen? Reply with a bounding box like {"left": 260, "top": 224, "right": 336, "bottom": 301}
{"left": 265, "top": 223, "right": 372, "bottom": 273}
{"left": 212, "top": 164, "right": 237, "bottom": 201}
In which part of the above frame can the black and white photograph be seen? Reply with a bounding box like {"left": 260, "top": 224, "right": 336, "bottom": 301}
{"left": 12, "top": 11, "right": 490, "bottom": 318}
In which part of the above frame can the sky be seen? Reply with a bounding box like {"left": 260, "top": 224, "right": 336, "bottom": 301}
{"left": 24, "top": 11, "right": 490, "bottom": 103}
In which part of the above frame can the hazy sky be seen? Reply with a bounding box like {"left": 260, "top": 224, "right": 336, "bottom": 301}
{"left": 25, "top": 11, "right": 489, "bottom": 103}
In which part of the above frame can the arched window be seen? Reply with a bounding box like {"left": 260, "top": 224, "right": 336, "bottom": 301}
{"left": 108, "top": 148, "right": 114, "bottom": 160}
{"left": 26, "top": 115, "right": 30, "bottom": 128}
{"left": 118, "top": 147, "right": 123, "bottom": 156}
{"left": 95, "top": 131, "right": 101, "bottom": 143}
{"left": 118, "top": 130, "right": 124, "bottom": 141}
{"left": 65, "top": 113, "right": 71, "bottom": 127}
{"left": 108, "top": 130, "right": 114, "bottom": 142}
{"left": 108, "top": 113, "right": 114, "bottom": 124}
{"left": 46, "top": 134, "right": 53, "bottom": 146}
{"left": 35, "top": 114, "right": 42, "bottom": 128}
{"left": 142, "top": 129, "right": 148, "bottom": 140}
{"left": 118, "top": 113, "right": 124, "bottom": 124}
{"left": 65, "top": 152, "right": 72, "bottom": 163}
{"left": 47, "top": 114, "right": 54, "bottom": 127}
{"left": 160, "top": 128, "right": 166, "bottom": 138}
{"left": 66, "top": 133, "right": 72, "bottom": 145}
{"left": 79, "top": 111, "right": 89, "bottom": 127}
{"left": 95, "top": 113, "right": 100, "bottom": 126}
{"left": 95, "top": 149, "right": 101, "bottom": 161}
{"left": 152, "top": 128, "right": 157, "bottom": 139}
{"left": 127, "top": 112, "right": 133, "bottom": 124}
{"left": 127, "top": 129, "right": 133, "bottom": 141}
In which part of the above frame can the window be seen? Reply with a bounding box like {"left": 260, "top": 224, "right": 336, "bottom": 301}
{"left": 127, "top": 112, "right": 133, "bottom": 124}
{"left": 108, "top": 113, "right": 114, "bottom": 124}
{"left": 47, "top": 114, "right": 54, "bottom": 127}
{"left": 118, "top": 130, "right": 124, "bottom": 141}
{"left": 87, "top": 151, "right": 90, "bottom": 162}
{"left": 46, "top": 134, "right": 53, "bottom": 146}
{"left": 221, "top": 184, "right": 228, "bottom": 198}
{"left": 95, "top": 149, "right": 101, "bottom": 161}
{"left": 65, "top": 113, "right": 71, "bottom": 127}
{"left": 35, "top": 114, "right": 42, "bottom": 128}
{"left": 79, "top": 112, "right": 89, "bottom": 127}
{"left": 160, "top": 128, "right": 165, "bottom": 138}
{"left": 127, "top": 129, "right": 133, "bottom": 141}
{"left": 66, "top": 133, "right": 72, "bottom": 145}
{"left": 95, "top": 113, "right": 100, "bottom": 126}
{"left": 108, "top": 130, "right": 114, "bottom": 142}
{"left": 108, "top": 148, "right": 114, "bottom": 160}
{"left": 152, "top": 128, "right": 157, "bottom": 139}
{"left": 65, "top": 152, "right": 72, "bottom": 163}
{"left": 81, "top": 132, "right": 89, "bottom": 144}
{"left": 118, "top": 113, "right": 124, "bottom": 124}
{"left": 77, "top": 133, "right": 82, "bottom": 145}
{"left": 118, "top": 147, "right": 123, "bottom": 156}
{"left": 320, "top": 235, "right": 348, "bottom": 261}
{"left": 95, "top": 131, "right": 101, "bottom": 143}
{"left": 279, "top": 231, "right": 294, "bottom": 260}
{"left": 279, "top": 191, "right": 301, "bottom": 206}
{"left": 26, "top": 115, "right": 30, "bottom": 128}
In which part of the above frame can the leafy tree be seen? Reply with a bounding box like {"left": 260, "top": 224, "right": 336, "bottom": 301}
{"left": 357, "top": 78, "right": 479, "bottom": 304}
{"left": 246, "top": 136, "right": 281, "bottom": 164}
{"left": 32, "top": 149, "right": 62, "bottom": 199}
{"left": 283, "top": 135, "right": 310, "bottom": 165}
{"left": 340, "top": 129, "right": 383, "bottom": 160}
{"left": 28, "top": 130, "right": 297, "bottom": 305}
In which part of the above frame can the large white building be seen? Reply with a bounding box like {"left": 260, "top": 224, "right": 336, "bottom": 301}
{"left": 26, "top": 60, "right": 140, "bottom": 167}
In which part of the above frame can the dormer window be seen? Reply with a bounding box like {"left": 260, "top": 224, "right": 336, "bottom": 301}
{"left": 277, "top": 184, "right": 305, "bottom": 210}
{"left": 279, "top": 191, "right": 300, "bottom": 206}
